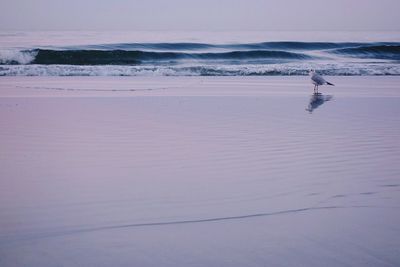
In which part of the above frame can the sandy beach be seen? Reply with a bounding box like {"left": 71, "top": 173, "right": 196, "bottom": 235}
{"left": 0, "top": 76, "right": 399, "bottom": 266}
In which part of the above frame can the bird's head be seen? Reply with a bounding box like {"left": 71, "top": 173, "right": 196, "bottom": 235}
{"left": 309, "top": 69, "right": 315, "bottom": 75}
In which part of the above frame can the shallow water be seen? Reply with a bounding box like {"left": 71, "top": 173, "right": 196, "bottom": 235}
{"left": 0, "top": 77, "right": 399, "bottom": 266}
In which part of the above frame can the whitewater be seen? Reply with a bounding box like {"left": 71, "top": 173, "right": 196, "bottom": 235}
{"left": 1, "top": 31, "right": 399, "bottom": 76}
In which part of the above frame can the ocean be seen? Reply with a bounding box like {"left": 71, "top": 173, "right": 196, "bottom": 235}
{"left": 1, "top": 31, "right": 400, "bottom": 76}
{"left": 1, "top": 31, "right": 400, "bottom": 267}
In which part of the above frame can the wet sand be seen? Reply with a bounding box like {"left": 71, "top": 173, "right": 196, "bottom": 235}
{"left": 0, "top": 76, "right": 399, "bottom": 266}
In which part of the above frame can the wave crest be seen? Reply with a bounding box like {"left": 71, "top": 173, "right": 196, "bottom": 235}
{"left": 0, "top": 50, "right": 37, "bottom": 65}
{"left": 332, "top": 45, "right": 400, "bottom": 59}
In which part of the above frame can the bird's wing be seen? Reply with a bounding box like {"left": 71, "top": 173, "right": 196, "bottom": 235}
{"left": 312, "top": 73, "right": 327, "bottom": 85}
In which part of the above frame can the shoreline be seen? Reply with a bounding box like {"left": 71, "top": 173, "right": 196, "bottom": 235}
{"left": 1, "top": 76, "right": 400, "bottom": 98}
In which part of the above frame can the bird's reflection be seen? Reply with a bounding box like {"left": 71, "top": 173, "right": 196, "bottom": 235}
{"left": 306, "top": 93, "right": 333, "bottom": 113}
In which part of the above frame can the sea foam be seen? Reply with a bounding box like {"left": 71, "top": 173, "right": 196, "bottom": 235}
{"left": 0, "top": 49, "right": 37, "bottom": 65}
{"left": 1, "top": 63, "right": 400, "bottom": 76}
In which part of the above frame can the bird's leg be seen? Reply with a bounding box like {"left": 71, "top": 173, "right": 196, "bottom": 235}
{"left": 313, "top": 84, "right": 316, "bottom": 94}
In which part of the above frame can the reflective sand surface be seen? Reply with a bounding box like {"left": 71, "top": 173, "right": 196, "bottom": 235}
{"left": 0, "top": 76, "right": 399, "bottom": 266}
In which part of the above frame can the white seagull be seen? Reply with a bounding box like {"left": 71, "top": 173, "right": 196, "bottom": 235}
{"left": 309, "top": 69, "right": 334, "bottom": 94}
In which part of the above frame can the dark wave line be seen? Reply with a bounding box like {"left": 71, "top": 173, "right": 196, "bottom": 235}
{"left": 2, "top": 42, "right": 400, "bottom": 66}
{"left": 28, "top": 49, "right": 312, "bottom": 65}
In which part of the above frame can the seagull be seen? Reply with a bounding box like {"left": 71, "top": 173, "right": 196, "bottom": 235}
{"left": 309, "top": 69, "right": 334, "bottom": 94}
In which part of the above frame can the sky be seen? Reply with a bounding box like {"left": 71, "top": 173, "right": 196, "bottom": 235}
{"left": 1, "top": 0, "right": 399, "bottom": 31}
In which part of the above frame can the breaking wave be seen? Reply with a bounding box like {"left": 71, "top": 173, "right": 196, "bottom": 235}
{"left": 2, "top": 49, "right": 313, "bottom": 65}
{"left": 331, "top": 45, "right": 400, "bottom": 60}
{"left": 0, "top": 41, "right": 399, "bottom": 75}
{"left": 0, "top": 50, "right": 37, "bottom": 65}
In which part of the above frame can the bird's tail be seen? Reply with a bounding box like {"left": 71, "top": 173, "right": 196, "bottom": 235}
{"left": 326, "top": 82, "right": 334, "bottom": 86}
